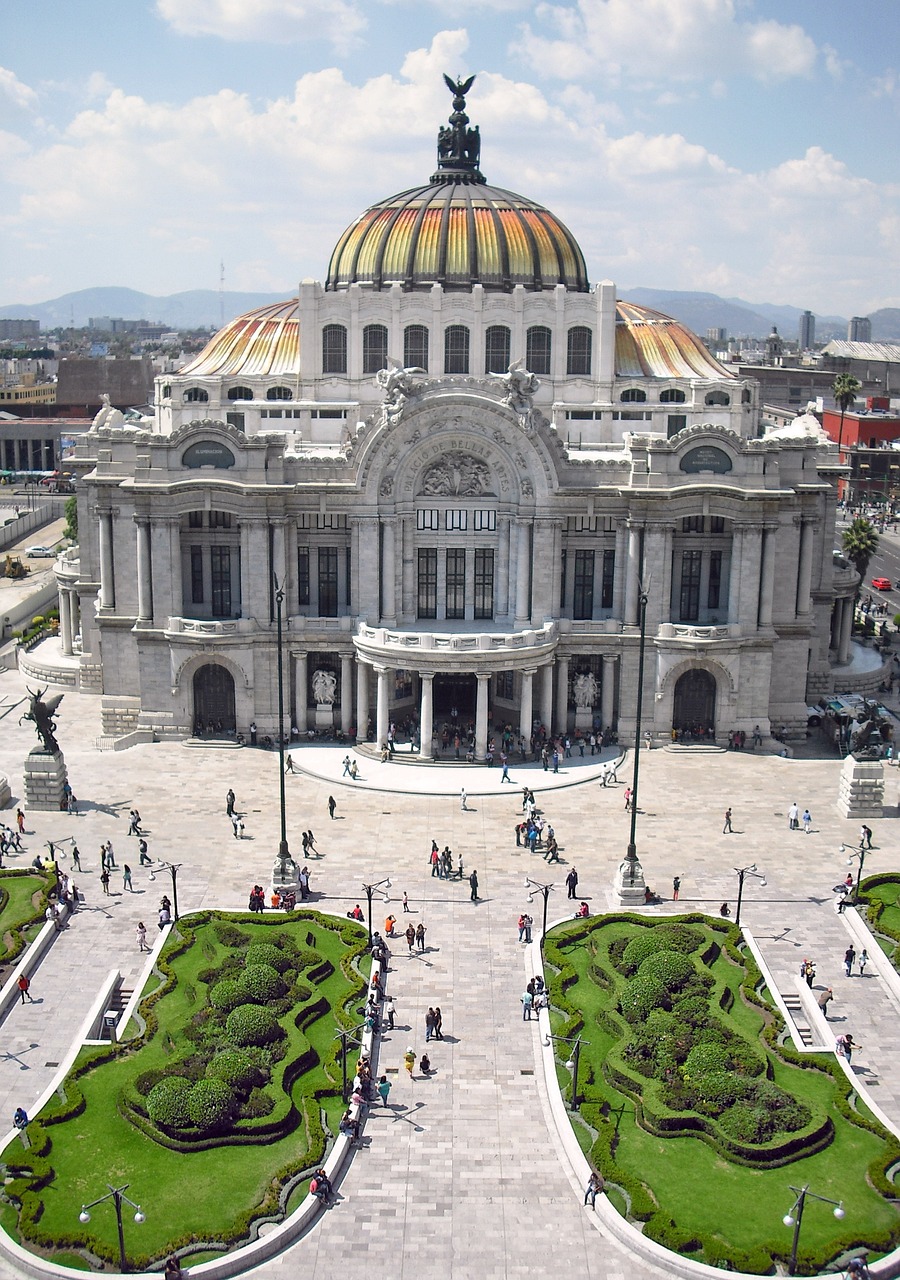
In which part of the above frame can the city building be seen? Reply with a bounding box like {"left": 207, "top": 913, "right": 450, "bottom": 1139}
{"left": 799, "top": 310, "right": 815, "bottom": 350}
{"left": 0, "top": 319, "right": 40, "bottom": 342}
{"left": 820, "top": 340, "right": 900, "bottom": 401}
{"left": 848, "top": 316, "right": 873, "bottom": 343}
{"left": 44, "top": 79, "right": 850, "bottom": 746}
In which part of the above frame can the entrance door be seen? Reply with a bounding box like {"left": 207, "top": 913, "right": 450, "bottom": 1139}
{"left": 673, "top": 668, "right": 716, "bottom": 734}
{"left": 433, "top": 673, "right": 476, "bottom": 720}
{"left": 193, "top": 663, "right": 236, "bottom": 735}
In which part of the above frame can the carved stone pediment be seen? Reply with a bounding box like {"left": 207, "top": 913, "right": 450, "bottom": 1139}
{"left": 419, "top": 450, "right": 495, "bottom": 497}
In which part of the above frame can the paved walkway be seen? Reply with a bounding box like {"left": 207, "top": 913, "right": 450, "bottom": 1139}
{"left": 1, "top": 665, "right": 899, "bottom": 1278}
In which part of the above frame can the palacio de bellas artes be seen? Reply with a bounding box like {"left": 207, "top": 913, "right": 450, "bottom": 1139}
{"left": 42, "top": 76, "right": 855, "bottom": 755}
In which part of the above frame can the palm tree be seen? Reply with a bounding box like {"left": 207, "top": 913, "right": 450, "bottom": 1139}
{"left": 833, "top": 372, "right": 861, "bottom": 454}
{"left": 842, "top": 517, "right": 879, "bottom": 585}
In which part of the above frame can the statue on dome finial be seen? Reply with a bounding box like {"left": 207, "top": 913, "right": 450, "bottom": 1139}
{"left": 434, "top": 73, "right": 483, "bottom": 181}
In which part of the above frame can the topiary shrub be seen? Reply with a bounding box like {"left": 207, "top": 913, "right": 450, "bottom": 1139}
{"left": 653, "top": 923, "right": 703, "bottom": 954}
{"left": 245, "top": 943, "right": 291, "bottom": 973}
{"left": 209, "top": 979, "right": 254, "bottom": 1014}
{"left": 187, "top": 1078, "right": 236, "bottom": 1133}
{"left": 694, "top": 1069, "right": 746, "bottom": 1111}
{"left": 205, "top": 1050, "right": 262, "bottom": 1093}
{"left": 719, "top": 1102, "right": 770, "bottom": 1143}
{"left": 638, "top": 950, "right": 695, "bottom": 992}
{"left": 147, "top": 1076, "right": 194, "bottom": 1129}
{"left": 240, "top": 1087, "right": 276, "bottom": 1119}
{"left": 239, "top": 963, "right": 286, "bottom": 1003}
{"left": 620, "top": 974, "right": 669, "bottom": 1022}
{"left": 212, "top": 921, "right": 249, "bottom": 947}
{"left": 684, "top": 1042, "right": 730, "bottom": 1079}
{"left": 226, "top": 1003, "right": 283, "bottom": 1047}
{"left": 621, "top": 933, "right": 660, "bottom": 974}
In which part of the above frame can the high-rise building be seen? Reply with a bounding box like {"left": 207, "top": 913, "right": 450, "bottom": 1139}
{"left": 848, "top": 316, "right": 872, "bottom": 342}
{"left": 706, "top": 327, "right": 727, "bottom": 345}
{"left": 799, "top": 311, "right": 815, "bottom": 350}
{"left": 0, "top": 318, "right": 40, "bottom": 341}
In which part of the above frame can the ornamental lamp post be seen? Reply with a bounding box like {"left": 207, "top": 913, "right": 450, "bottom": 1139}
{"left": 615, "top": 580, "right": 649, "bottom": 904}
{"left": 361, "top": 877, "right": 392, "bottom": 945}
{"left": 734, "top": 863, "right": 766, "bottom": 928}
{"left": 274, "top": 574, "right": 291, "bottom": 880}
{"left": 524, "top": 877, "right": 553, "bottom": 939}
{"left": 782, "top": 1183, "right": 845, "bottom": 1275}
{"left": 847, "top": 846, "right": 868, "bottom": 902}
{"left": 78, "top": 1184, "right": 145, "bottom": 1273}
{"left": 544, "top": 1032, "right": 587, "bottom": 1111}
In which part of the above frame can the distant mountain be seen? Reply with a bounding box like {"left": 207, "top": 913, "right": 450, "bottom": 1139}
{"left": 871, "top": 309, "right": 900, "bottom": 342}
{"left": 0, "top": 287, "right": 294, "bottom": 330}
{"left": 621, "top": 288, "right": 850, "bottom": 341}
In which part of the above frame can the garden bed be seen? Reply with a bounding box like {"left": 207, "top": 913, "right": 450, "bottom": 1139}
{"left": 858, "top": 873, "right": 900, "bottom": 967}
{"left": 544, "top": 912, "right": 900, "bottom": 1275}
{"left": 0, "top": 869, "right": 54, "bottom": 966}
{"left": 0, "top": 909, "right": 368, "bottom": 1271}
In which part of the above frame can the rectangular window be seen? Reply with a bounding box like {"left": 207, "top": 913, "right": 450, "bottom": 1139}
{"left": 363, "top": 324, "right": 388, "bottom": 375}
{"left": 417, "top": 509, "right": 440, "bottom": 531}
{"left": 667, "top": 413, "right": 687, "bottom": 437}
{"left": 404, "top": 325, "right": 429, "bottom": 372}
{"left": 526, "top": 326, "right": 552, "bottom": 376}
{"left": 318, "top": 547, "right": 338, "bottom": 617}
{"left": 445, "top": 510, "right": 468, "bottom": 531}
{"left": 225, "top": 411, "right": 244, "bottom": 430}
{"left": 710, "top": 516, "right": 725, "bottom": 534}
{"left": 573, "top": 549, "right": 594, "bottom": 619}
{"left": 210, "top": 546, "right": 232, "bottom": 617}
{"left": 682, "top": 516, "right": 704, "bottom": 533}
{"left": 680, "top": 550, "right": 702, "bottom": 621}
{"left": 345, "top": 546, "right": 351, "bottom": 612}
{"left": 560, "top": 549, "right": 567, "bottom": 610}
{"left": 322, "top": 324, "right": 347, "bottom": 375}
{"left": 446, "top": 549, "right": 466, "bottom": 619}
{"left": 297, "top": 548, "right": 310, "bottom": 605}
{"left": 708, "top": 550, "right": 722, "bottom": 609}
{"left": 316, "top": 514, "right": 347, "bottom": 529}
{"left": 566, "top": 326, "right": 592, "bottom": 376}
{"left": 601, "top": 549, "right": 615, "bottom": 608}
{"left": 444, "top": 325, "right": 470, "bottom": 375}
{"left": 495, "top": 670, "right": 514, "bottom": 700}
{"left": 209, "top": 510, "right": 232, "bottom": 528}
{"left": 417, "top": 548, "right": 437, "bottom": 618}
{"left": 188, "top": 510, "right": 203, "bottom": 529}
{"left": 472, "top": 510, "right": 496, "bottom": 531}
{"left": 190, "top": 546, "right": 204, "bottom": 604}
{"left": 474, "top": 549, "right": 494, "bottom": 619}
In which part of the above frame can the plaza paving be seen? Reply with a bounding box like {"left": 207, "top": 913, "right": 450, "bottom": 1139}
{"left": 1, "top": 664, "right": 899, "bottom": 1278}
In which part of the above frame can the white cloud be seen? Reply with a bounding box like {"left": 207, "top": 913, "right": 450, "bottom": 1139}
{"left": 156, "top": 0, "right": 366, "bottom": 51}
{"left": 0, "top": 66, "right": 38, "bottom": 110}
{"left": 519, "top": 0, "right": 820, "bottom": 87}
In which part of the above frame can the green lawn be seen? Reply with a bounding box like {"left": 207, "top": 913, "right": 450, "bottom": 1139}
{"left": 544, "top": 913, "right": 900, "bottom": 1275}
{"left": 860, "top": 875, "right": 900, "bottom": 965}
{"left": 0, "top": 870, "right": 52, "bottom": 964}
{"left": 1, "top": 910, "right": 368, "bottom": 1271}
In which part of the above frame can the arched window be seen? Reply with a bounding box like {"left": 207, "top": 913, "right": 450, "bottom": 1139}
{"left": 526, "top": 325, "right": 552, "bottom": 376}
{"left": 183, "top": 387, "right": 209, "bottom": 403}
{"left": 404, "top": 324, "right": 429, "bottom": 371}
{"left": 363, "top": 324, "right": 388, "bottom": 375}
{"left": 444, "top": 325, "right": 470, "bottom": 375}
{"left": 705, "top": 390, "right": 730, "bottom": 406}
{"left": 485, "top": 325, "right": 510, "bottom": 373}
{"left": 660, "top": 388, "right": 686, "bottom": 404}
{"left": 267, "top": 385, "right": 293, "bottom": 401}
{"left": 620, "top": 387, "right": 647, "bottom": 403}
{"left": 322, "top": 324, "right": 347, "bottom": 375}
{"left": 161, "top": 383, "right": 172, "bottom": 398}
{"left": 566, "top": 327, "right": 592, "bottom": 376}
{"left": 741, "top": 388, "right": 752, "bottom": 404}
{"left": 227, "top": 386, "right": 253, "bottom": 401}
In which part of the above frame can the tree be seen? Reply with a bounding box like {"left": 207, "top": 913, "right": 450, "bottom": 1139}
{"left": 63, "top": 495, "right": 78, "bottom": 542}
{"left": 842, "top": 517, "right": 879, "bottom": 585}
{"left": 833, "top": 372, "right": 861, "bottom": 454}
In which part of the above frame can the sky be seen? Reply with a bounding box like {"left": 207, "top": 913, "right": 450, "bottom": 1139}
{"left": 1, "top": 0, "right": 898, "bottom": 316}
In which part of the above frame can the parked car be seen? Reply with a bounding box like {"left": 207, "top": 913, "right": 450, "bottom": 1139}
{"left": 24, "top": 545, "right": 56, "bottom": 558}
{"left": 871, "top": 577, "right": 892, "bottom": 591}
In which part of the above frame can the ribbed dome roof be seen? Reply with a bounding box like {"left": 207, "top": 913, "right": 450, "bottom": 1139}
{"left": 179, "top": 300, "right": 299, "bottom": 378}
{"left": 615, "top": 302, "right": 733, "bottom": 379}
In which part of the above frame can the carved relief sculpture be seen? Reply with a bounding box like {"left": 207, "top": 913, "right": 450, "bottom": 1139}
{"left": 420, "top": 451, "right": 495, "bottom": 496}
{"left": 573, "top": 671, "right": 598, "bottom": 709}
{"left": 311, "top": 669, "right": 337, "bottom": 705}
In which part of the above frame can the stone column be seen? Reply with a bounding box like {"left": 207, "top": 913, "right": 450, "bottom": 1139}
{"left": 830, "top": 599, "right": 842, "bottom": 650}
{"left": 624, "top": 525, "right": 640, "bottom": 625}
{"left": 643, "top": 524, "right": 672, "bottom": 629}
{"left": 738, "top": 527, "right": 762, "bottom": 625}
{"left": 728, "top": 526, "right": 743, "bottom": 624}
{"left": 356, "top": 659, "right": 369, "bottom": 742}
{"left": 612, "top": 523, "right": 628, "bottom": 620}
{"left": 475, "top": 673, "right": 490, "bottom": 761}
{"left": 796, "top": 518, "right": 813, "bottom": 616}
{"left": 381, "top": 519, "right": 397, "bottom": 623}
{"left": 135, "top": 517, "right": 153, "bottom": 621}
{"left": 152, "top": 517, "right": 180, "bottom": 623}
{"left": 340, "top": 653, "right": 353, "bottom": 736}
{"left": 539, "top": 662, "right": 554, "bottom": 733}
{"left": 555, "top": 655, "right": 570, "bottom": 734}
{"left": 514, "top": 519, "right": 531, "bottom": 626}
{"left": 375, "top": 665, "right": 389, "bottom": 748}
{"left": 838, "top": 596, "right": 854, "bottom": 664}
{"left": 98, "top": 510, "right": 115, "bottom": 609}
{"left": 419, "top": 672, "right": 434, "bottom": 760}
{"left": 294, "top": 653, "right": 308, "bottom": 733}
{"left": 59, "top": 590, "right": 74, "bottom": 655}
{"left": 602, "top": 654, "right": 617, "bottom": 728}
{"left": 519, "top": 668, "right": 534, "bottom": 742}
{"left": 758, "top": 527, "right": 776, "bottom": 628}
{"left": 496, "top": 516, "right": 511, "bottom": 618}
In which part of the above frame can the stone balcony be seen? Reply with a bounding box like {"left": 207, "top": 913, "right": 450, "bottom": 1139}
{"left": 354, "top": 620, "right": 560, "bottom": 670}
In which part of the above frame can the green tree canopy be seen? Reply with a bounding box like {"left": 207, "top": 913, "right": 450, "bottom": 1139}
{"left": 833, "top": 372, "right": 861, "bottom": 451}
{"left": 842, "top": 517, "right": 879, "bottom": 583}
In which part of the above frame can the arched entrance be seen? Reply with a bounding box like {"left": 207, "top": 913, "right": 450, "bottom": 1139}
{"left": 193, "top": 663, "right": 236, "bottom": 735}
{"left": 433, "top": 673, "right": 475, "bottom": 721}
{"left": 673, "top": 668, "right": 716, "bottom": 736}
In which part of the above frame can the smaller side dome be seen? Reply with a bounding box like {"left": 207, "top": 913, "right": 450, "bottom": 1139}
{"left": 180, "top": 300, "right": 300, "bottom": 379}
{"left": 615, "top": 302, "right": 734, "bottom": 380}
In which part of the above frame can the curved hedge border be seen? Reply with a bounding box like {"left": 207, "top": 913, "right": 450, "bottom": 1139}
{"left": 0, "top": 869, "right": 54, "bottom": 967}
{"left": 543, "top": 912, "right": 900, "bottom": 1274}
{"left": 858, "top": 873, "right": 900, "bottom": 968}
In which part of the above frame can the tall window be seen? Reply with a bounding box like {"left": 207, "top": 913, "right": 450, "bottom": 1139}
{"left": 404, "top": 325, "right": 429, "bottom": 371}
{"left": 444, "top": 325, "right": 470, "bottom": 374}
{"left": 660, "top": 388, "right": 685, "bottom": 404}
{"left": 566, "top": 327, "right": 592, "bottom": 376}
{"left": 363, "top": 324, "right": 388, "bottom": 375}
{"left": 322, "top": 324, "right": 347, "bottom": 374}
{"left": 184, "top": 387, "right": 208, "bottom": 403}
{"left": 573, "top": 549, "right": 594, "bottom": 619}
{"left": 318, "top": 547, "right": 338, "bottom": 617}
{"left": 560, "top": 549, "right": 567, "bottom": 610}
{"left": 210, "top": 547, "right": 232, "bottom": 617}
{"left": 417, "top": 549, "right": 437, "bottom": 618}
{"left": 484, "top": 325, "right": 510, "bottom": 373}
{"left": 526, "top": 326, "right": 552, "bottom": 376}
{"left": 267, "top": 386, "right": 293, "bottom": 400}
{"left": 601, "top": 549, "right": 615, "bottom": 609}
{"left": 708, "top": 551, "right": 723, "bottom": 610}
{"left": 667, "top": 414, "right": 687, "bottom": 437}
{"left": 190, "top": 547, "right": 204, "bottom": 604}
{"left": 227, "top": 386, "right": 253, "bottom": 401}
{"left": 621, "top": 388, "right": 647, "bottom": 403}
{"left": 474, "top": 549, "right": 494, "bottom": 619}
{"left": 297, "top": 548, "right": 310, "bottom": 605}
{"left": 446, "top": 549, "right": 466, "bottom": 619}
{"left": 209, "top": 510, "right": 231, "bottom": 528}
{"left": 680, "top": 550, "right": 702, "bottom": 621}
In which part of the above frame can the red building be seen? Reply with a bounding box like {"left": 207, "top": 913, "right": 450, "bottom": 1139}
{"left": 822, "top": 401, "right": 900, "bottom": 506}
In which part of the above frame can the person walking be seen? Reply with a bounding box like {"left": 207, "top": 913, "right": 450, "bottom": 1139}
{"left": 521, "top": 988, "right": 534, "bottom": 1020}
{"left": 802, "top": 958, "right": 816, "bottom": 988}
{"left": 328, "top": 795, "right": 336, "bottom": 820}
{"left": 624, "top": 787, "right": 632, "bottom": 811}
{"left": 403, "top": 1047, "right": 416, "bottom": 1078}
{"left": 501, "top": 757, "right": 512, "bottom": 783}
{"left": 801, "top": 808, "right": 812, "bottom": 834}
{"left": 469, "top": 869, "right": 479, "bottom": 901}
{"left": 788, "top": 802, "right": 799, "bottom": 830}
{"left": 384, "top": 997, "right": 395, "bottom": 1030}
{"left": 138, "top": 838, "right": 152, "bottom": 867}
{"left": 16, "top": 809, "right": 25, "bottom": 835}
{"left": 859, "top": 948, "right": 869, "bottom": 976}
{"left": 433, "top": 1007, "right": 443, "bottom": 1040}
{"left": 844, "top": 945, "right": 856, "bottom": 977}
{"left": 405, "top": 923, "right": 415, "bottom": 954}
{"left": 565, "top": 867, "right": 579, "bottom": 899}
{"left": 460, "top": 787, "right": 468, "bottom": 811}
{"left": 415, "top": 922, "right": 426, "bottom": 952}
{"left": 17, "top": 975, "right": 34, "bottom": 1004}
{"left": 584, "top": 1171, "right": 604, "bottom": 1209}
{"left": 836, "top": 1032, "right": 857, "bottom": 1063}
{"left": 425, "top": 1008, "right": 436, "bottom": 1042}
{"left": 137, "top": 921, "right": 149, "bottom": 952}
{"left": 860, "top": 824, "right": 873, "bottom": 849}
{"left": 123, "top": 864, "right": 134, "bottom": 892}
{"left": 723, "top": 807, "right": 733, "bottom": 833}
{"left": 817, "top": 987, "right": 833, "bottom": 1019}
{"left": 226, "top": 789, "right": 235, "bottom": 817}
{"left": 402, "top": 891, "right": 410, "bottom": 913}
{"left": 105, "top": 840, "right": 116, "bottom": 868}
{"left": 71, "top": 845, "right": 82, "bottom": 872}
{"left": 100, "top": 866, "right": 111, "bottom": 896}
{"left": 672, "top": 876, "right": 681, "bottom": 901}
{"left": 377, "top": 1075, "right": 392, "bottom": 1106}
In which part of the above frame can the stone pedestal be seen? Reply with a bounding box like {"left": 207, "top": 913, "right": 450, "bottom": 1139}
{"left": 271, "top": 850, "right": 301, "bottom": 901}
{"left": 23, "top": 749, "right": 68, "bottom": 812}
{"left": 315, "top": 703, "right": 334, "bottom": 730}
{"left": 615, "top": 854, "right": 647, "bottom": 906}
{"left": 574, "top": 707, "right": 594, "bottom": 732}
{"left": 837, "top": 755, "right": 885, "bottom": 819}
{"left": 0, "top": 774, "right": 11, "bottom": 809}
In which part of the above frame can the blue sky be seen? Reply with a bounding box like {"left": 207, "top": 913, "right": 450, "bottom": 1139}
{"left": 1, "top": 0, "right": 898, "bottom": 315}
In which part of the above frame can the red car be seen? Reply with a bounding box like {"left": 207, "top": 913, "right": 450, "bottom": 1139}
{"left": 871, "top": 577, "right": 892, "bottom": 591}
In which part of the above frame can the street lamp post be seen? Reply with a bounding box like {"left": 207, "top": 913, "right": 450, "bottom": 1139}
{"left": 734, "top": 863, "right": 766, "bottom": 928}
{"left": 847, "top": 846, "right": 868, "bottom": 902}
{"left": 615, "top": 581, "right": 649, "bottom": 903}
{"left": 78, "top": 1183, "right": 145, "bottom": 1273}
{"left": 334, "top": 1022, "right": 367, "bottom": 1102}
{"left": 544, "top": 1032, "right": 587, "bottom": 1110}
{"left": 524, "top": 877, "right": 553, "bottom": 939}
{"left": 361, "top": 877, "right": 391, "bottom": 946}
{"left": 156, "top": 861, "right": 182, "bottom": 922}
{"left": 782, "top": 1183, "right": 845, "bottom": 1275}
{"left": 273, "top": 574, "right": 291, "bottom": 879}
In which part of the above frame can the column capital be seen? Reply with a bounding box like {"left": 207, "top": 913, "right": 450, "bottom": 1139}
{"left": 602, "top": 652, "right": 619, "bottom": 665}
